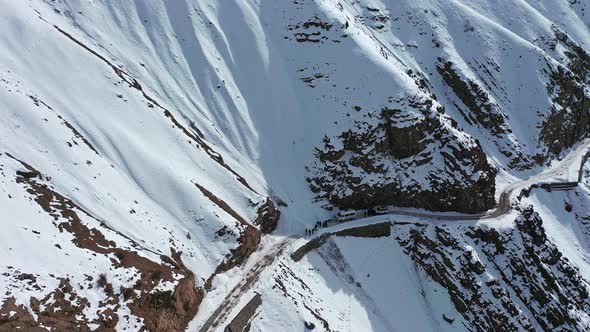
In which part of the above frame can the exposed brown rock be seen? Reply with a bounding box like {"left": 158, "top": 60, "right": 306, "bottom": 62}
{"left": 195, "top": 182, "right": 264, "bottom": 290}
{"left": 194, "top": 182, "right": 249, "bottom": 225}
{"left": 6, "top": 154, "right": 203, "bottom": 331}
{"left": 396, "top": 208, "right": 590, "bottom": 331}
{"left": 130, "top": 274, "right": 202, "bottom": 332}
{"left": 28, "top": 279, "right": 93, "bottom": 331}
{"left": 28, "top": 95, "right": 99, "bottom": 155}
{"left": 254, "top": 198, "right": 281, "bottom": 234}
{"left": 0, "top": 297, "right": 44, "bottom": 331}
{"left": 206, "top": 225, "right": 261, "bottom": 290}
{"left": 436, "top": 59, "right": 507, "bottom": 136}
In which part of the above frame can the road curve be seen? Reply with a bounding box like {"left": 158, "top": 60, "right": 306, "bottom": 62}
{"left": 198, "top": 139, "right": 590, "bottom": 331}
{"left": 379, "top": 139, "right": 590, "bottom": 221}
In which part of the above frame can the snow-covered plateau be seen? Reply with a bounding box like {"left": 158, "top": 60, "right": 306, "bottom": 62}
{"left": 1, "top": 0, "right": 590, "bottom": 331}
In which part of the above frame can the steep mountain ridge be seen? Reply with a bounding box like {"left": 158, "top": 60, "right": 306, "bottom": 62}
{"left": 0, "top": 0, "right": 589, "bottom": 331}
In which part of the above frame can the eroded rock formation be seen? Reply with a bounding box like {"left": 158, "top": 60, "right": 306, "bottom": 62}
{"left": 254, "top": 198, "right": 281, "bottom": 234}
{"left": 540, "top": 27, "right": 590, "bottom": 157}
{"left": 396, "top": 207, "right": 590, "bottom": 331}
{"left": 308, "top": 99, "right": 497, "bottom": 213}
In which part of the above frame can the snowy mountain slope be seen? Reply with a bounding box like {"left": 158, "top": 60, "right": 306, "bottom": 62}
{"left": 22, "top": 0, "right": 590, "bottom": 217}
{"left": 14, "top": 0, "right": 590, "bottom": 214}
{"left": 0, "top": 0, "right": 589, "bottom": 331}
{"left": 0, "top": 2, "right": 275, "bottom": 330}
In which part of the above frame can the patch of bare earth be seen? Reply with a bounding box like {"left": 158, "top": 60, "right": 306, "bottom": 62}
{"left": 2, "top": 154, "right": 203, "bottom": 331}
{"left": 194, "top": 182, "right": 262, "bottom": 290}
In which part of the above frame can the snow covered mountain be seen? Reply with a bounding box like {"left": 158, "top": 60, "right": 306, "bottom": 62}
{"left": 0, "top": 0, "right": 589, "bottom": 331}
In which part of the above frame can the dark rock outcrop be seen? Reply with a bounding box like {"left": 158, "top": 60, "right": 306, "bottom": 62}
{"left": 308, "top": 99, "right": 497, "bottom": 213}
{"left": 292, "top": 222, "right": 391, "bottom": 261}
{"left": 333, "top": 222, "right": 391, "bottom": 238}
{"left": 436, "top": 59, "right": 508, "bottom": 137}
{"left": 396, "top": 208, "right": 590, "bottom": 331}
{"left": 382, "top": 109, "right": 428, "bottom": 159}
{"left": 254, "top": 198, "right": 281, "bottom": 234}
{"left": 291, "top": 233, "right": 331, "bottom": 262}
{"left": 206, "top": 225, "right": 261, "bottom": 289}
{"left": 224, "top": 293, "right": 262, "bottom": 332}
{"left": 539, "top": 27, "right": 590, "bottom": 158}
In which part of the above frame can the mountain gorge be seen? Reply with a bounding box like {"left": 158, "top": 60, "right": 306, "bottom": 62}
{"left": 0, "top": 0, "right": 590, "bottom": 331}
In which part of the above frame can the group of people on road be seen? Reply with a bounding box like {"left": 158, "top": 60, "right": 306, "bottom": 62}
{"left": 305, "top": 220, "right": 329, "bottom": 236}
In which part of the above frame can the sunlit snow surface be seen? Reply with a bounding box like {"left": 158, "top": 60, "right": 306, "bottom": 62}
{"left": 0, "top": 0, "right": 589, "bottom": 331}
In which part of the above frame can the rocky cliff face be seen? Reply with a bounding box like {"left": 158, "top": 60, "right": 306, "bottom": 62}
{"left": 308, "top": 96, "right": 497, "bottom": 213}
{"left": 540, "top": 27, "right": 590, "bottom": 158}
{"left": 436, "top": 59, "right": 509, "bottom": 138}
{"left": 395, "top": 207, "right": 590, "bottom": 331}
{"left": 254, "top": 198, "right": 281, "bottom": 234}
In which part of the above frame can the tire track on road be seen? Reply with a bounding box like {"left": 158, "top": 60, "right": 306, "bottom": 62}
{"left": 198, "top": 238, "right": 295, "bottom": 332}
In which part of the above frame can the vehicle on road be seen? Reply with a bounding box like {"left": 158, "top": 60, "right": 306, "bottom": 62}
{"left": 374, "top": 206, "right": 390, "bottom": 215}
{"left": 337, "top": 210, "right": 357, "bottom": 221}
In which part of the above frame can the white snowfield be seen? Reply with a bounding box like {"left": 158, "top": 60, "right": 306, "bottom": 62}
{"left": 0, "top": 0, "right": 589, "bottom": 331}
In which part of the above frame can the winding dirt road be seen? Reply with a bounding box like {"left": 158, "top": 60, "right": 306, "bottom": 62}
{"left": 373, "top": 139, "right": 590, "bottom": 221}
{"left": 198, "top": 238, "right": 295, "bottom": 332}
{"left": 198, "top": 139, "right": 590, "bottom": 331}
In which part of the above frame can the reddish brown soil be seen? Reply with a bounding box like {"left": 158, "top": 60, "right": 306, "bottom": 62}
{"left": 3, "top": 155, "right": 203, "bottom": 331}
